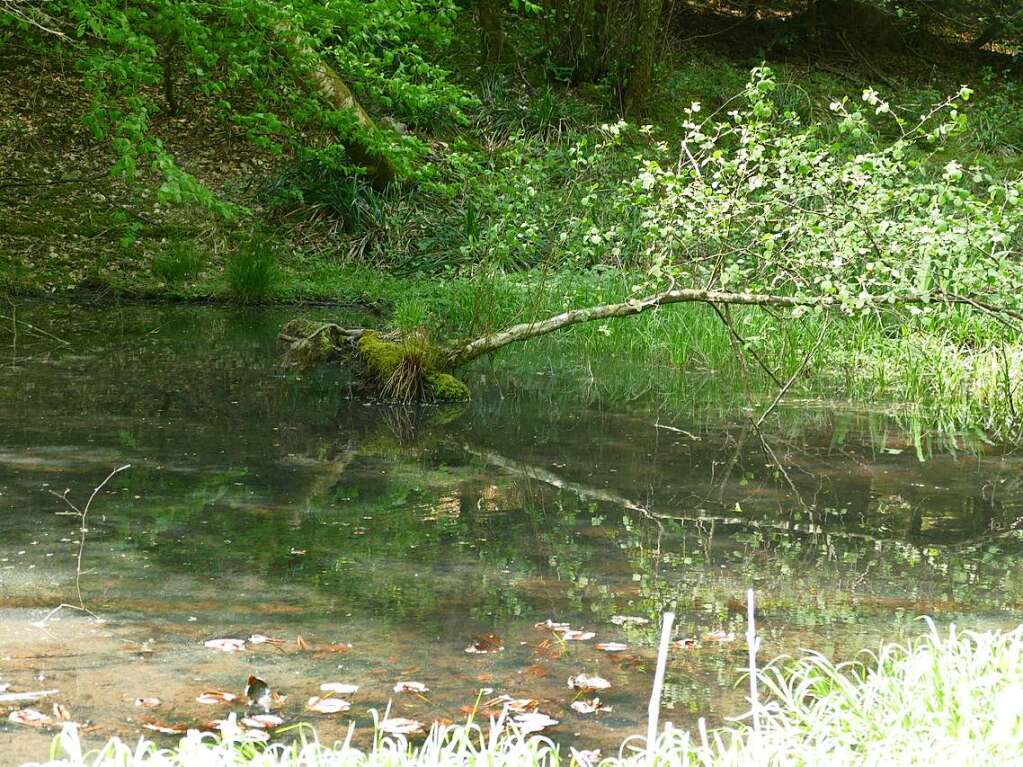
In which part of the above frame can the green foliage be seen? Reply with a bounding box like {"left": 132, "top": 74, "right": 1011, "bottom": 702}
{"left": 624, "top": 69, "right": 1023, "bottom": 316}
{"left": 2, "top": 0, "right": 472, "bottom": 211}
{"left": 152, "top": 242, "right": 206, "bottom": 285}
{"left": 226, "top": 234, "right": 278, "bottom": 302}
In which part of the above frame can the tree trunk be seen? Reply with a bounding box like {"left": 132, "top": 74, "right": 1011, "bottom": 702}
{"left": 280, "top": 24, "right": 398, "bottom": 190}
{"left": 622, "top": 0, "right": 663, "bottom": 115}
{"left": 478, "top": 0, "right": 505, "bottom": 69}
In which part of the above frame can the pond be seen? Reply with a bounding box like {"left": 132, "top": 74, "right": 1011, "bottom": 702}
{"left": 1, "top": 303, "right": 1022, "bottom": 762}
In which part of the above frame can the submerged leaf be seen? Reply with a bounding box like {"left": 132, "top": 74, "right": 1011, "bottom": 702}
{"left": 133, "top": 697, "right": 162, "bottom": 709}
{"left": 701, "top": 630, "right": 736, "bottom": 644}
{"left": 534, "top": 619, "right": 570, "bottom": 631}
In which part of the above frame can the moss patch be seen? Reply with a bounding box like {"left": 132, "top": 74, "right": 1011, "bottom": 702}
{"left": 355, "top": 332, "right": 469, "bottom": 401}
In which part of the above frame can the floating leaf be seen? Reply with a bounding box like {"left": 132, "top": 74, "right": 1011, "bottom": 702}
{"left": 596, "top": 642, "right": 627, "bottom": 652}
{"left": 487, "top": 695, "right": 538, "bottom": 713}
{"left": 139, "top": 717, "right": 189, "bottom": 734}
{"left": 572, "top": 748, "right": 602, "bottom": 764}
{"left": 571, "top": 697, "right": 611, "bottom": 714}
{"left": 134, "top": 697, "right": 162, "bottom": 709}
{"left": 204, "top": 638, "right": 245, "bottom": 653}
{"left": 241, "top": 714, "right": 283, "bottom": 729}
{"left": 512, "top": 712, "right": 558, "bottom": 734}
{"left": 380, "top": 717, "right": 424, "bottom": 735}
{"left": 701, "top": 630, "right": 736, "bottom": 644}
{"left": 320, "top": 682, "right": 359, "bottom": 695}
{"left": 610, "top": 616, "right": 649, "bottom": 627}
{"left": 8, "top": 708, "right": 52, "bottom": 728}
{"left": 568, "top": 674, "right": 611, "bottom": 692}
{"left": 394, "top": 681, "right": 429, "bottom": 694}
{"left": 465, "top": 634, "right": 504, "bottom": 654}
{"left": 560, "top": 629, "right": 595, "bottom": 641}
{"left": 673, "top": 638, "right": 699, "bottom": 650}
{"left": 534, "top": 619, "right": 569, "bottom": 631}
{"left": 296, "top": 635, "right": 310, "bottom": 651}
{"left": 196, "top": 690, "right": 240, "bottom": 705}
{"left": 52, "top": 703, "right": 72, "bottom": 721}
{"left": 306, "top": 696, "right": 350, "bottom": 714}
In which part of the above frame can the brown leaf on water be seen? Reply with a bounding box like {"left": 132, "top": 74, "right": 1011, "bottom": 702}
{"left": 485, "top": 695, "right": 538, "bottom": 713}
{"left": 673, "top": 638, "right": 699, "bottom": 650}
{"left": 248, "top": 634, "right": 286, "bottom": 647}
{"left": 534, "top": 620, "right": 569, "bottom": 632}
{"left": 532, "top": 641, "right": 562, "bottom": 661}
{"left": 134, "top": 697, "right": 162, "bottom": 709}
{"left": 312, "top": 642, "right": 354, "bottom": 658}
{"left": 465, "top": 634, "right": 504, "bottom": 654}
{"left": 139, "top": 716, "right": 189, "bottom": 734}
{"left": 196, "top": 690, "right": 240, "bottom": 706}
{"left": 8, "top": 708, "right": 53, "bottom": 728}
{"left": 241, "top": 714, "right": 284, "bottom": 730}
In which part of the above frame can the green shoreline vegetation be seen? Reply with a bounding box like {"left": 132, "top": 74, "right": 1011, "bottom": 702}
{"left": 27, "top": 621, "right": 1023, "bottom": 766}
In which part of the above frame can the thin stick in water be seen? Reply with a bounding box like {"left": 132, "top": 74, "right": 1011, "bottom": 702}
{"left": 646, "top": 611, "right": 675, "bottom": 766}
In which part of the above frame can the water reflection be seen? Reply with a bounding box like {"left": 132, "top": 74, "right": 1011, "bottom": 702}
{"left": 1, "top": 303, "right": 1022, "bottom": 760}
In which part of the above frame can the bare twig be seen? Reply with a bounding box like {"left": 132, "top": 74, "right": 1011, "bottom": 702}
{"left": 36, "top": 464, "right": 130, "bottom": 627}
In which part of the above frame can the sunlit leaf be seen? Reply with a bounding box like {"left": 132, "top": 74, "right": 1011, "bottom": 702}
{"left": 320, "top": 682, "right": 359, "bottom": 695}
{"left": 511, "top": 711, "right": 558, "bottom": 733}
{"left": 394, "top": 681, "right": 429, "bottom": 693}
{"left": 204, "top": 638, "right": 246, "bottom": 653}
{"left": 701, "top": 630, "right": 736, "bottom": 644}
{"left": 380, "top": 717, "right": 424, "bottom": 735}
{"left": 571, "top": 697, "right": 611, "bottom": 714}
{"left": 306, "top": 696, "right": 351, "bottom": 713}
{"left": 241, "top": 714, "right": 283, "bottom": 729}
{"left": 568, "top": 674, "right": 611, "bottom": 692}
{"left": 610, "top": 616, "right": 649, "bottom": 626}
{"left": 8, "top": 708, "right": 52, "bottom": 728}
{"left": 196, "top": 690, "right": 240, "bottom": 705}
{"left": 596, "top": 642, "right": 627, "bottom": 652}
{"left": 133, "top": 697, "right": 162, "bottom": 709}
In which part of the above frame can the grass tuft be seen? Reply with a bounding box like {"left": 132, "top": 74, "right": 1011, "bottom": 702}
{"left": 226, "top": 236, "right": 279, "bottom": 303}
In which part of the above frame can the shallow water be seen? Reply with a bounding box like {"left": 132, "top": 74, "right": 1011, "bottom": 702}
{"left": 2, "top": 303, "right": 1023, "bottom": 763}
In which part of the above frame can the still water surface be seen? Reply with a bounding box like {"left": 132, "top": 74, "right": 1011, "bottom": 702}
{"left": 1, "top": 304, "right": 1022, "bottom": 761}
